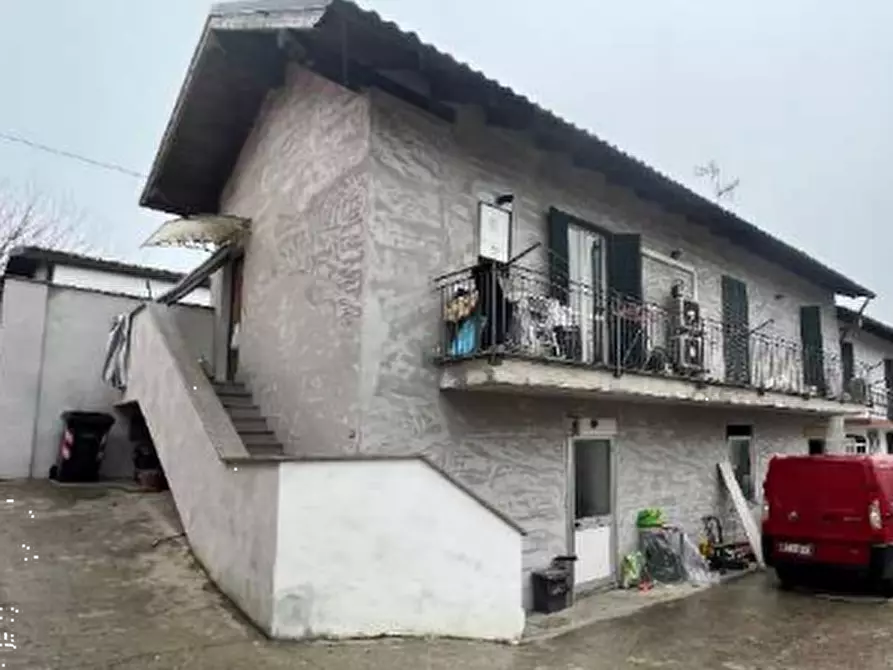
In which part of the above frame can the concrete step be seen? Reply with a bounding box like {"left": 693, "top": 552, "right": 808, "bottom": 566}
{"left": 213, "top": 382, "right": 250, "bottom": 397}
{"left": 218, "top": 394, "right": 257, "bottom": 409}
{"left": 232, "top": 418, "right": 270, "bottom": 434}
{"left": 241, "top": 432, "right": 281, "bottom": 448}
{"left": 245, "top": 443, "right": 285, "bottom": 457}
{"left": 226, "top": 406, "right": 263, "bottom": 421}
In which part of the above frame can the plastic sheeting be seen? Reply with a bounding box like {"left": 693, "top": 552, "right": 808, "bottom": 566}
{"left": 639, "top": 527, "right": 716, "bottom": 586}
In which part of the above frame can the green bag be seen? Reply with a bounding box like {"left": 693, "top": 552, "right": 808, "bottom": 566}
{"left": 636, "top": 507, "right": 665, "bottom": 528}
{"left": 621, "top": 551, "right": 646, "bottom": 588}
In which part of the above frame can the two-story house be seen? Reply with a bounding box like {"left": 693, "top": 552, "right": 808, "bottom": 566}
{"left": 123, "top": 0, "right": 874, "bottom": 641}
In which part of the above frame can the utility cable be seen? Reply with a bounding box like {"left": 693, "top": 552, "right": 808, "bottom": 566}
{"left": 0, "top": 131, "right": 146, "bottom": 179}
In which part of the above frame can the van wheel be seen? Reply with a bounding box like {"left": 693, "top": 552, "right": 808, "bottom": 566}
{"left": 775, "top": 566, "right": 797, "bottom": 590}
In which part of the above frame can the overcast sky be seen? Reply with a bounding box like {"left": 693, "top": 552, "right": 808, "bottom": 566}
{"left": 1, "top": 1, "right": 891, "bottom": 318}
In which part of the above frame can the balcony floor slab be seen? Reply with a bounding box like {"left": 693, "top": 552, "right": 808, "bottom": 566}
{"left": 439, "top": 357, "right": 866, "bottom": 417}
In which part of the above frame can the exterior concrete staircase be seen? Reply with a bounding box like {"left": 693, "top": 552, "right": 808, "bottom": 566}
{"left": 123, "top": 304, "right": 524, "bottom": 641}
{"left": 212, "top": 381, "right": 284, "bottom": 458}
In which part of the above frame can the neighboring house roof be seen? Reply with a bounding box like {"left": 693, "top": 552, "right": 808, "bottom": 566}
{"left": 837, "top": 306, "right": 893, "bottom": 345}
{"left": 141, "top": 0, "right": 874, "bottom": 299}
{"left": 4, "top": 246, "right": 189, "bottom": 284}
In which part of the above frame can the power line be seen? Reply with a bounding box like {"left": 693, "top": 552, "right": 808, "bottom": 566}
{"left": 0, "top": 131, "right": 146, "bottom": 180}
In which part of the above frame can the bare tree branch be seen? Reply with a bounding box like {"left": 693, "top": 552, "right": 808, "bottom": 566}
{"left": 0, "top": 181, "right": 90, "bottom": 267}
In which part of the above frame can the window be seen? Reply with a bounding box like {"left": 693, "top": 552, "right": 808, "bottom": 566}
{"left": 845, "top": 434, "right": 867, "bottom": 454}
{"left": 808, "top": 439, "right": 826, "bottom": 456}
{"left": 574, "top": 439, "right": 611, "bottom": 519}
{"left": 727, "top": 425, "right": 754, "bottom": 502}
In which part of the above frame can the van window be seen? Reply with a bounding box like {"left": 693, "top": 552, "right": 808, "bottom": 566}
{"left": 727, "top": 425, "right": 754, "bottom": 502}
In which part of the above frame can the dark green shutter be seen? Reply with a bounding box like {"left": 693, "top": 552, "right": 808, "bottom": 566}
{"left": 722, "top": 276, "right": 750, "bottom": 385}
{"left": 607, "top": 234, "right": 643, "bottom": 301}
{"left": 800, "top": 306, "right": 825, "bottom": 394}
{"left": 607, "top": 234, "right": 644, "bottom": 369}
{"left": 547, "top": 208, "right": 569, "bottom": 304}
{"left": 841, "top": 341, "right": 855, "bottom": 388}
{"left": 884, "top": 358, "right": 893, "bottom": 420}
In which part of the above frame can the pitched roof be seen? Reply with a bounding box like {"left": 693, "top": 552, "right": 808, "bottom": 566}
{"left": 141, "top": 0, "right": 874, "bottom": 298}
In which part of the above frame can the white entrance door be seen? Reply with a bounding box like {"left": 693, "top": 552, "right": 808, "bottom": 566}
{"left": 573, "top": 438, "right": 614, "bottom": 586}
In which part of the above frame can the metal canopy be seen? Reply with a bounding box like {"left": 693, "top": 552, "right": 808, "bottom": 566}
{"left": 142, "top": 214, "right": 250, "bottom": 251}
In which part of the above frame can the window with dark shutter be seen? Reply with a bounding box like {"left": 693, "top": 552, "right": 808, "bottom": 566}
{"left": 607, "top": 234, "right": 644, "bottom": 369}
{"left": 721, "top": 275, "right": 750, "bottom": 385}
{"left": 841, "top": 341, "right": 855, "bottom": 388}
{"left": 884, "top": 359, "right": 893, "bottom": 420}
{"left": 800, "top": 306, "right": 825, "bottom": 394}
{"left": 547, "top": 208, "right": 570, "bottom": 304}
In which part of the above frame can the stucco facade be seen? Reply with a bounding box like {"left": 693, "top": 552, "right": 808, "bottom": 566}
{"left": 211, "top": 64, "right": 859, "bottom": 606}
{"left": 221, "top": 66, "right": 370, "bottom": 456}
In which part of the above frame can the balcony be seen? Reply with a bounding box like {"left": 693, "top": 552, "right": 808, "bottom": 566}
{"left": 433, "top": 264, "right": 866, "bottom": 416}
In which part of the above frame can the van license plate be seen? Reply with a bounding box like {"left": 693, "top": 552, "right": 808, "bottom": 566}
{"left": 777, "top": 542, "right": 813, "bottom": 557}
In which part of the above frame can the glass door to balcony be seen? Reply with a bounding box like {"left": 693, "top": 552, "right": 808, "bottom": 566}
{"left": 568, "top": 224, "right": 607, "bottom": 364}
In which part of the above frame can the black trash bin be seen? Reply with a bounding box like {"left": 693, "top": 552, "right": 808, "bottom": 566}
{"left": 49, "top": 411, "right": 115, "bottom": 482}
{"left": 531, "top": 555, "right": 576, "bottom": 614}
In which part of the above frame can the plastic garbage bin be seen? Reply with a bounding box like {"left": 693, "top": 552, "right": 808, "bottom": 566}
{"left": 531, "top": 555, "right": 577, "bottom": 613}
{"left": 49, "top": 411, "right": 115, "bottom": 482}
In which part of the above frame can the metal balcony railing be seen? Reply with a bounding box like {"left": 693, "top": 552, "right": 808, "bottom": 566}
{"left": 845, "top": 376, "right": 893, "bottom": 419}
{"left": 434, "top": 263, "right": 858, "bottom": 403}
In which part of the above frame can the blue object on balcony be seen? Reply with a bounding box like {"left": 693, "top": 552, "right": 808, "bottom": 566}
{"left": 450, "top": 316, "right": 481, "bottom": 357}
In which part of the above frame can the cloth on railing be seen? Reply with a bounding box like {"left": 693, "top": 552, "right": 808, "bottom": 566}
{"left": 102, "top": 312, "right": 132, "bottom": 390}
{"left": 512, "top": 294, "right": 578, "bottom": 358}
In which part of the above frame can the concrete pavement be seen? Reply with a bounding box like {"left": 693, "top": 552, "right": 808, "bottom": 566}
{"left": 2, "top": 481, "right": 893, "bottom": 669}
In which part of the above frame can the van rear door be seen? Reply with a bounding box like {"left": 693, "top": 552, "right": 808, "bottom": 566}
{"left": 767, "top": 457, "right": 872, "bottom": 544}
{"left": 869, "top": 460, "right": 893, "bottom": 542}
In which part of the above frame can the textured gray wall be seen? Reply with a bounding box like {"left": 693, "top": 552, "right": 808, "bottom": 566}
{"left": 359, "top": 88, "right": 830, "bottom": 585}
{"left": 214, "top": 68, "right": 839, "bottom": 603}
{"left": 0, "top": 279, "right": 49, "bottom": 479}
{"left": 221, "top": 65, "right": 370, "bottom": 455}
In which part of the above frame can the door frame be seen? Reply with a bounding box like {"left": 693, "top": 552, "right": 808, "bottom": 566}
{"left": 565, "top": 417, "right": 619, "bottom": 593}
{"left": 567, "top": 222, "right": 609, "bottom": 365}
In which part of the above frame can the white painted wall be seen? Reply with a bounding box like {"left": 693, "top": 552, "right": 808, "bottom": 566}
{"left": 51, "top": 265, "right": 210, "bottom": 306}
{"left": 272, "top": 459, "right": 525, "bottom": 641}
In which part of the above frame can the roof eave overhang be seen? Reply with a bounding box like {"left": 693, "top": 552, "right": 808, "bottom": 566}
{"left": 139, "top": 3, "right": 331, "bottom": 215}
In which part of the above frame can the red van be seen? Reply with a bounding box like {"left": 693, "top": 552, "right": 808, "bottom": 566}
{"left": 762, "top": 454, "right": 893, "bottom": 591}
